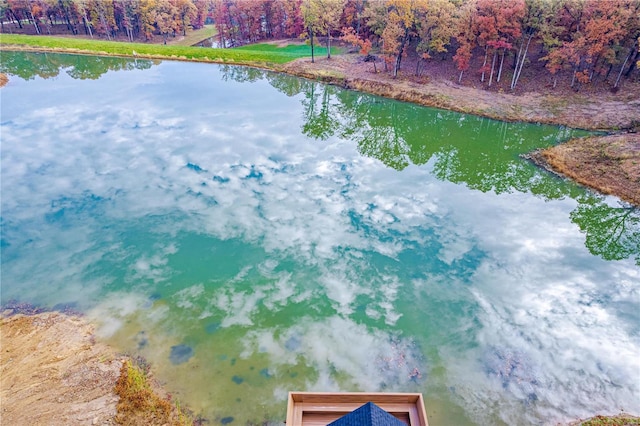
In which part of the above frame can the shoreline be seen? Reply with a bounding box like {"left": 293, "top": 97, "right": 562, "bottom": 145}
{"left": 525, "top": 134, "right": 640, "bottom": 206}
{"left": 1, "top": 310, "right": 638, "bottom": 425}
{"left": 4, "top": 45, "right": 637, "bottom": 205}
{"left": 2, "top": 44, "right": 638, "bottom": 132}
{"left": 0, "top": 310, "right": 192, "bottom": 425}
{"left": 282, "top": 56, "right": 640, "bottom": 133}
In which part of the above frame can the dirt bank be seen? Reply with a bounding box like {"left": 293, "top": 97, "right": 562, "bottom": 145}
{"left": 0, "top": 311, "right": 191, "bottom": 425}
{"left": 528, "top": 133, "right": 640, "bottom": 206}
{"left": 281, "top": 55, "right": 640, "bottom": 132}
{"left": 1, "top": 312, "right": 123, "bottom": 425}
{"left": 0, "top": 73, "right": 8, "bottom": 87}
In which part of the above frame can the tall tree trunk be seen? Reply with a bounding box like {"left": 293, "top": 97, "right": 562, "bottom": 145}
{"left": 59, "top": 0, "right": 73, "bottom": 33}
{"left": 588, "top": 55, "right": 600, "bottom": 82}
{"left": 624, "top": 46, "right": 639, "bottom": 77}
{"left": 100, "top": 12, "right": 111, "bottom": 40}
{"left": 459, "top": 70, "right": 464, "bottom": 83}
{"left": 570, "top": 67, "right": 577, "bottom": 87}
{"left": 394, "top": 31, "right": 409, "bottom": 78}
{"left": 604, "top": 63, "right": 613, "bottom": 81}
{"left": 511, "top": 33, "right": 533, "bottom": 90}
{"left": 29, "top": 10, "right": 41, "bottom": 34}
{"left": 615, "top": 44, "right": 635, "bottom": 88}
{"left": 310, "top": 27, "right": 315, "bottom": 63}
{"left": 488, "top": 50, "right": 497, "bottom": 86}
{"left": 512, "top": 41, "right": 523, "bottom": 82}
{"left": 9, "top": 9, "right": 23, "bottom": 29}
{"left": 84, "top": 15, "right": 93, "bottom": 38}
{"left": 481, "top": 48, "right": 488, "bottom": 82}
{"left": 497, "top": 49, "right": 505, "bottom": 83}
{"left": 327, "top": 28, "right": 331, "bottom": 59}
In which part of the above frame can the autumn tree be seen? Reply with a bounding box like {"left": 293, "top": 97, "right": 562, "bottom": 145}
{"left": 302, "top": 0, "right": 321, "bottom": 62}
{"left": 114, "top": 0, "right": 140, "bottom": 42}
{"left": 509, "top": 0, "right": 554, "bottom": 89}
{"left": 73, "top": 0, "right": 94, "bottom": 37}
{"left": 233, "top": 0, "right": 263, "bottom": 43}
{"left": 380, "top": 0, "right": 420, "bottom": 77}
{"left": 474, "top": 0, "right": 524, "bottom": 86}
{"left": 453, "top": 0, "right": 477, "bottom": 82}
{"left": 341, "top": 0, "right": 366, "bottom": 35}
{"left": 584, "top": 0, "right": 623, "bottom": 83}
{"left": 341, "top": 25, "right": 372, "bottom": 53}
{"left": 415, "top": 0, "right": 457, "bottom": 76}
{"left": 175, "top": 0, "right": 197, "bottom": 36}
{"left": 56, "top": 0, "right": 80, "bottom": 35}
{"left": 6, "top": 0, "right": 51, "bottom": 34}
{"left": 282, "top": 0, "right": 304, "bottom": 37}
{"left": 192, "top": 0, "right": 213, "bottom": 29}
{"left": 307, "top": 0, "right": 345, "bottom": 59}
{"left": 88, "top": 0, "right": 117, "bottom": 40}
{"left": 542, "top": 0, "right": 637, "bottom": 89}
{"left": 153, "top": 0, "right": 179, "bottom": 43}
{"left": 363, "top": 0, "right": 388, "bottom": 46}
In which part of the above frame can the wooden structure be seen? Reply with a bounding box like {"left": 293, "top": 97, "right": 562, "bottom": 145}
{"left": 286, "top": 392, "right": 429, "bottom": 426}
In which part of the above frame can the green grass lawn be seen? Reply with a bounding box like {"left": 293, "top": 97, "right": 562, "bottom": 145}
{"left": 167, "top": 25, "right": 218, "bottom": 46}
{"left": 0, "top": 34, "right": 329, "bottom": 65}
{"left": 234, "top": 42, "right": 341, "bottom": 57}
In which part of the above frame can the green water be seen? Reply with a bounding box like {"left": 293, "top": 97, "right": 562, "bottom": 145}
{"left": 1, "top": 51, "right": 638, "bottom": 425}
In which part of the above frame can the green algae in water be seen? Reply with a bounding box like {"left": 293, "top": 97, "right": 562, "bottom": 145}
{"left": 1, "top": 51, "right": 639, "bottom": 425}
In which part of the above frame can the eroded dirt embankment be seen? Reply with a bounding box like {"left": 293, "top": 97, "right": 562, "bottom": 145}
{"left": 1, "top": 311, "right": 192, "bottom": 426}
{"left": 527, "top": 133, "right": 640, "bottom": 206}
{"left": 1, "top": 312, "right": 123, "bottom": 425}
{"left": 281, "top": 55, "right": 640, "bottom": 132}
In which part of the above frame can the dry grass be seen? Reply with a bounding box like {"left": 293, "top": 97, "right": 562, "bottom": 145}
{"left": 114, "top": 360, "right": 192, "bottom": 426}
{"left": 0, "top": 73, "right": 8, "bottom": 87}
{"left": 540, "top": 134, "right": 640, "bottom": 205}
{"left": 570, "top": 414, "right": 640, "bottom": 426}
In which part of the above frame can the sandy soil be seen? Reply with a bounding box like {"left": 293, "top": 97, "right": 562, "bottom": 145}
{"left": 1, "top": 312, "right": 124, "bottom": 425}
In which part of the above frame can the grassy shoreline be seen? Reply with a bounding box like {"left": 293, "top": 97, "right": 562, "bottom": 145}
{"left": 2, "top": 34, "right": 638, "bottom": 205}
{"left": 0, "top": 34, "right": 333, "bottom": 67}
{"left": 2, "top": 34, "right": 637, "bottom": 131}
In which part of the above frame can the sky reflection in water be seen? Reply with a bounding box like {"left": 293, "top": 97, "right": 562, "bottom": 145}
{"left": 1, "top": 52, "right": 639, "bottom": 425}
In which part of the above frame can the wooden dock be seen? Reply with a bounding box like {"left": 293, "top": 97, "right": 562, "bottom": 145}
{"left": 286, "top": 392, "right": 429, "bottom": 426}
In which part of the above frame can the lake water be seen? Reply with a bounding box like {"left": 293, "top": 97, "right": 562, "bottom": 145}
{"left": 1, "top": 51, "right": 639, "bottom": 425}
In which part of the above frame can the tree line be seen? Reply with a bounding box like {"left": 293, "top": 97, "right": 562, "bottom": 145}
{"left": 1, "top": 0, "right": 639, "bottom": 89}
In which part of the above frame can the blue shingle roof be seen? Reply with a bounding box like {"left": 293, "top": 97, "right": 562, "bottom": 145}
{"left": 328, "top": 401, "right": 407, "bottom": 426}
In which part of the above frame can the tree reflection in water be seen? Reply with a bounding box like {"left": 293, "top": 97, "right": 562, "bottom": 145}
{"left": 5, "top": 56, "right": 635, "bottom": 265}
{"left": 0, "top": 51, "right": 157, "bottom": 81}
{"left": 254, "top": 68, "right": 639, "bottom": 266}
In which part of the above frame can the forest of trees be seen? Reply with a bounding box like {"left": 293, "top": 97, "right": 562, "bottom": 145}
{"left": 1, "top": 0, "right": 639, "bottom": 89}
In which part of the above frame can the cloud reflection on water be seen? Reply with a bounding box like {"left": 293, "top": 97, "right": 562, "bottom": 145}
{"left": 1, "top": 53, "right": 638, "bottom": 425}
